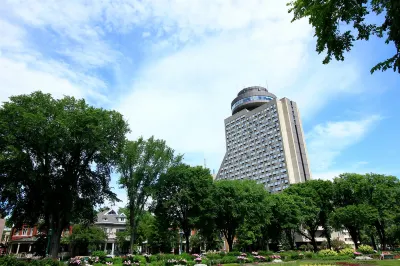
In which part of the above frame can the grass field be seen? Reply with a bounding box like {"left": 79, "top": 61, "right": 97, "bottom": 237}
{"left": 256, "top": 260, "right": 400, "bottom": 266}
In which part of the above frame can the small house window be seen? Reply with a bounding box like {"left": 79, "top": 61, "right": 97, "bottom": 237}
{"left": 22, "top": 228, "right": 28, "bottom": 235}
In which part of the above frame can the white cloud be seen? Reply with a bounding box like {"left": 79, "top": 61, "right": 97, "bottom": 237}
{"left": 0, "top": 0, "right": 377, "bottom": 201}
{"left": 116, "top": 2, "right": 362, "bottom": 171}
{"left": 0, "top": 19, "right": 26, "bottom": 51}
{"left": 307, "top": 115, "right": 382, "bottom": 172}
{"left": 0, "top": 57, "right": 83, "bottom": 102}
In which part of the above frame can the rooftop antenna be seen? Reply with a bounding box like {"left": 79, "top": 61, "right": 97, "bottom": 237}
{"left": 266, "top": 80, "right": 269, "bottom": 90}
{"left": 204, "top": 158, "right": 207, "bottom": 168}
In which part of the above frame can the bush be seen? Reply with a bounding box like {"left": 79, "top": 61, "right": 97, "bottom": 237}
{"left": 257, "top": 250, "right": 273, "bottom": 256}
{"left": 92, "top": 250, "right": 107, "bottom": 263}
{"left": 113, "top": 257, "right": 122, "bottom": 264}
{"left": 0, "top": 256, "right": 27, "bottom": 266}
{"left": 0, "top": 256, "right": 64, "bottom": 266}
{"left": 339, "top": 248, "right": 355, "bottom": 256}
{"left": 288, "top": 252, "right": 305, "bottom": 260}
{"left": 227, "top": 251, "right": 241, "bottom": 256}
{"left": 316, "top": 255, "right": 352, "bottom": 261}
{"left": 205, "top": 253, "right": 222, "bottom": 260}
{"left": 318, "top": 249, "right": 338, "bottom": 257}
{"left": 219, "top": 255, "right": 238, "bottom": 264}
{"left": 304, "top": 252, "right": 313, "bottom": 259}
{"left": 358, "top": 244, "right": 373, "bottom": 254}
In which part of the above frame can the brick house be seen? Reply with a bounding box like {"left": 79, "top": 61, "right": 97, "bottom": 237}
{"left": 8, "top": 225, "right": 72, "bottom": 255}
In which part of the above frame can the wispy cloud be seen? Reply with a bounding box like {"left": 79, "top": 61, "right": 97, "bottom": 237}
{"left": 307, "top": 115, "right": 382, "bottom": 172}
{"left": 0, "top": 0, "right": 389, "bottom": 206}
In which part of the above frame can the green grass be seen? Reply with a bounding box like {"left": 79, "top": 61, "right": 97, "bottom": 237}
{"left": 80, "top": 259, "right": 400, "bottom": 266}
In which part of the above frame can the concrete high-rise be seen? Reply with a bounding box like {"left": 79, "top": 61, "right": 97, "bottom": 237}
{"left": 216, "top": 86, "right": 312, "bottom": 192}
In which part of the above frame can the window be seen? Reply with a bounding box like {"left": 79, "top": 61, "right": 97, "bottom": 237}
{"left": 22, "top": 228, "right": 28, "bottom": 235}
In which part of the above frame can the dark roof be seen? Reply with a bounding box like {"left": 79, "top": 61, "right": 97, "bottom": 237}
{"left": 96, "top": 209, "right": 126, "bottom": 224}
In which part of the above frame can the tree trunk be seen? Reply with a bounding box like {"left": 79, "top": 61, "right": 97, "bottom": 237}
{"left": 285, "top": 229, "right": 295, "bottom": 250}
{"left": 50, "top": 225, "right": 63, "bottom": 259}
{"left": 311, "top": 235, "right": 318, "bottom": 252}
{"left": 348, "top": 227, "right": 359, "bottom": 249}
{"left": 375, "top": 221, "right": 386, "bottom": 250}
{"left": 228, "top": 240, "right": 233, "bottom": 252}
{"left": 185, "top": 234, "right": 190, "bottom": 253}
{"left": 325, "top": 229, "right": 332, "bottom": 249}
{"left": 370, "top": 234, "right": 377, "bottom": 251}
{"left": 130, "top": 212, "right": 136, "bottom": 254}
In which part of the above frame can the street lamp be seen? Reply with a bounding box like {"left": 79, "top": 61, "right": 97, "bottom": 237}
{"left": 179, "top": 231, "right": 184, "bottom": 255}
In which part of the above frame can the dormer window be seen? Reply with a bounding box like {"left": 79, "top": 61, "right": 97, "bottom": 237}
{"left": 120, "top": 218, "right": 125, "bottom": 222}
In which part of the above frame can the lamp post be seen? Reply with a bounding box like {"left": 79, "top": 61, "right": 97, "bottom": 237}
{"left": 179, "top": 231, "right": 184, "bottom": 255}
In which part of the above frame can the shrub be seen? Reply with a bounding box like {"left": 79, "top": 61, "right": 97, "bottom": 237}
{"left": 339, "top": 248, "right": 355, "bottom": 256}
{"left": 113, "top": 257, "right": 122, "bottom": 264}
{"left": 253, "top": 255, "right": 267, "bottom": 262}
{"left": 316, "top": 255, "right": 352, "bottom": 261}
{"left": 0, "top": 255, "right": 27, "bottom": 266}
{"left": 358, "top": 244, "right": 373, "bottom": 254}
{"left": 205, "top": 253, "right": 222, "bottom": 260}
{"left": 219, "top": 256, "right": 238, "bottom": 264}
{"left": 318, "top": 249, "right": 338, "bottom": 257}
{"left": 68, "top": 257, "right": 83, "bottom": 266}
{"left": 180, "top": 253, "right": 193, "bottom": 261}
{"left": 304, "top": 252, "right": 313, "bottom": 259}
{"left": 227, "top": 251, "right": 241, "bottom": 256}
{"left": 270, "top": 255, "right": 281, "bottom": 260}
{"left": 40, "top": 258, "right": 64, "bottom": 266}
{"left": 289, "top": 252, "right": 305, "bottom": 260}
{"left": 92, "top": 250, "right": 107, "bottom": 263}
{"left": 257, "top": 250, "right": 273, "bottom": 256}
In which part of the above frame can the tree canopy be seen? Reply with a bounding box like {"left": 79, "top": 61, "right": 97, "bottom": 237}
{"left": 287, "top": 0, "right": 400, "bottom": 74}
{"left": 213, "top": 180, "right": 271, "bottom": 252}
{"left": 0, "top": 91, "right": 129, "bottom": 258}
{"left": 152, "top": 164, "right": 214, "bottom": 253}
{"left": 65, "top": 224, "right": 107, "bottom": 256}
{"left": 117, "top": 136, "right": 181, "bottom": 253}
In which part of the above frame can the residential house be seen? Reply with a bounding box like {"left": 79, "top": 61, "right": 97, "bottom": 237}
{"left": 8, "top": 225, "right": 72, "bottom": 256}
{"left": 95, "top": 209, "right": 127, "bottom": 256}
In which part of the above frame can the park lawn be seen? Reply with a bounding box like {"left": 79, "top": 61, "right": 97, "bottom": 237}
{"left": 289, "top": 260, "right": 400, "bottom": 266}
{"left": 90, "top": 261, "right": 400, "bottom": 266}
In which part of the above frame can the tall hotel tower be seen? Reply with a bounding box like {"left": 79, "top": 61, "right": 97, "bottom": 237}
{"left": 216, "top": 86, "right": 312, "bottom": 192}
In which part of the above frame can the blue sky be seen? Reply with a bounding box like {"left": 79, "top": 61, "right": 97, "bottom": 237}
{"left": 0, "top": 0, "right": 399, "bottom": 207}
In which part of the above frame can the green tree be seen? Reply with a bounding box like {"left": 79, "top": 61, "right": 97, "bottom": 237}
{"left": 363, "top": 173, "right": 400, "bottom": 250}
{"left": 136, "top": 211, "right": 156, "bottom": 251}
{"left": 213, "top": 180, "right": 271, "bottom": 252}
{"left": 284, "top": 180, "right": 334, "bottom": 251}
{"left": 332, "top": 173, "right": 400, "bottom": 250}
{"left": 0, "top": 91, "right": 129, "bottom": 258}
{"left": 267, "top": 193, "right": 303, "bottom": 250}
{"left": 66, "top": 224, "right": 107, "bottom": 255}
{"left": 117, "top": 137, "right": 181, "bottom": 253}
{"left": 147, "top": 216, "right": 178, "bottom": 253}
{"left": 330, "top": 204, "right": 378, "bottom": 249}
{"left": 153, "top": 164, "right": 214, "bottom": 253}
{"left": 287, "top": 0, "right": 400, "bottom": 74}
{"left": 332, "top": 173, "right": 376, "bottom": 249}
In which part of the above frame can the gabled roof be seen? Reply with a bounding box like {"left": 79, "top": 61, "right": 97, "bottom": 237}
{"left": 96, "top": 209, "right": 127, "bottom": 224}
